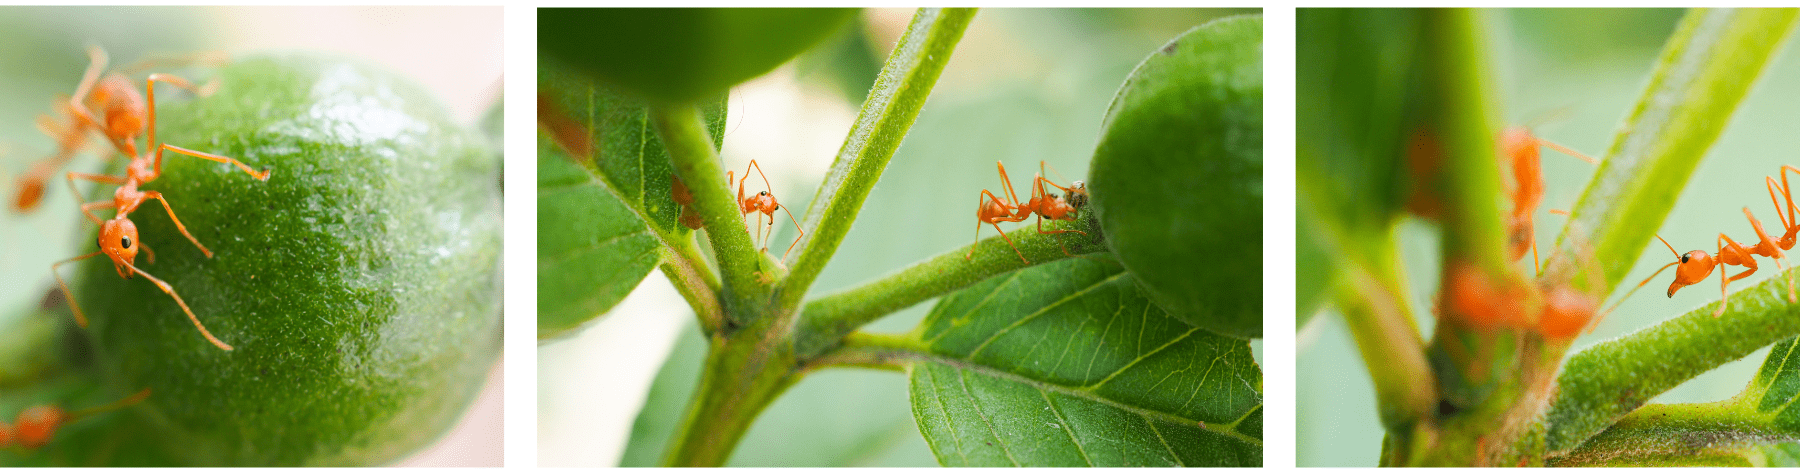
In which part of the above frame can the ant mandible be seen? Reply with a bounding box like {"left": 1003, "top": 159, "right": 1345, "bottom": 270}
{"left": 49, "top": 53, "right": 269, "bottom": 352}
{"left": 726, "top": 160, "right": 802, "bottom": 260}
{"left": 967, "top": 161, "right": 1032, "bottom": 263}
{"left": 0, "top": 388, "right": 150, "bottom": 450}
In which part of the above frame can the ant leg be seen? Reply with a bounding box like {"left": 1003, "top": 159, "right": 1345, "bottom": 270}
{"left": 995, "top": 161, "right": 1021, "bottom": 206}
{"left": 780, "top": 204, "right": 804, "bottom": 261}
{"left": 993, "top": 223, "right": 1029, "bottom": 264}
{"left": 67, "top": 388, "right": 152, "bottom": 420}
{"left": 146, "top": 73, "right": 269, "bottom": 180}
{"left": 119, "top": 261, "right": 232, "bottom": 351}
{"left": 63, "top": 171, "right": 126, "bottom": 222}
{"left": 51, "top": 250, "right": 105, "bottom": 327}
{"left": 142, "top": 191, "right": 213, "bottom": 258}
{"left": 155, "top": 144, "right": 268, "bottom": 181}
{"left": 1538, "top": 139, "right": 1599, "bottom": 165}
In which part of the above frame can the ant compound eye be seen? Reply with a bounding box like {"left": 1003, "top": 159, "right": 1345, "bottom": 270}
{"left": 759, "top": 191, "right": 770, "bottom": 197}
{"left": 120, "top": 235, "right": 132, "bottom": 249}
{"left": 1681, "top": 254, "right": 1690, "bottom": 263}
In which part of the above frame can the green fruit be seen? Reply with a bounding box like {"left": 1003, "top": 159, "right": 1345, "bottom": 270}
{"left": 69, "top": 53, "right": 501, "bottom": 465}
{"left": 1090, "top": 16, "right": 1262, "bottom": 339}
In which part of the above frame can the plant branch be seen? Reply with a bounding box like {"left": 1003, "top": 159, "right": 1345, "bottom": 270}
{"left": 779, "top": 8, "right": 977, "bottom": 315}
{"left": 793, "top": 214, "right": 1101, "bottom": 359}
{"left": 1335, "top": 237, "right": 1437, "bottom": 432}
{"left": 651, "top": 103, "right": 766, "bottom": 328}
{"left": 1547, "top": 401, "right": 1774, "bottom": 467}
{"left": 1546, "top": 267, "right": 1800, "bottom": 454}
{"left": 659, "top": 239, "right": 723, "bottom": 334}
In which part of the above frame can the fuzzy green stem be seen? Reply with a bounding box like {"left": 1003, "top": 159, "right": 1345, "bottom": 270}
{"left": 780, "top": 8, "right": 976, "bottom": 316}
{"left": 794, "top": 214, "right": 1101, "bottom": 359}
{"left": 658, "top": 238, "right": 724, "bottom": 334}
{"left": 1547, "top": 401, "right": 1768, "bottom": 467}
{"left": 651, "top": 104, "right": 768, "bottom": 329}
{"left": 661, "top": 329, "right": 799, "bottom": 466}
{"left": 1335, "top": 236, "right": 1436, "bottom": 433}
{"left": 1546, "top": 267, "right": 1800, "bottom": 454}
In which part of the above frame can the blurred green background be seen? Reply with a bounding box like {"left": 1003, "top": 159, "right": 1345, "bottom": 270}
{"left": 536, "top": 8, "right": 1260, "bottom": 467}
{"left": 0, "top": 7, "right": 501, "bottom": 466}
{"left": 1299, "top": 8, "right": 1800, "bottom": 466}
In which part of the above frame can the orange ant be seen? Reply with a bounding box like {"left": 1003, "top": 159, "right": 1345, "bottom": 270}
{"left": 49, "top": 57, "right": 269, "bottom": 352}
{"left": 1499, "top": 126, "right": 1598, "bottom": 271}
{"left": 1622, "top": 231, "right": 1769, "bottom": 318}
{"left": 967, "top": 161, "right": 1032, "bottom": 263}
{"left": 1017, "top": 161, "right": 1089, "bottom": 257}
{"left": 13, "top": 46, "right": 225, "bottom": 213}
{"left": 726, "top": 160, "right": 801, "bottom": 260}
{"left": 0, "top": 388, "right": 149, "bottom": 450}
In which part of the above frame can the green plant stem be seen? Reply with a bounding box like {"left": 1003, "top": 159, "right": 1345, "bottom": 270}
{"left": 1335, "top": 235, "right": 1436, "bottom": 433}
{"left": 1547, "top": 401, "right": 1766, "bottom": 467}
{"left": 661, "top": 328, "right": 799, "bottom": 466}
{"left": 658, "top": 238, "right": 724, "bottom": 334}
{"left": 651, "top": 103, "right": 767, "bottom": 329}
{"left": 780, "top": 8, "right": 976, "bottom": 316}
{"left": 1546, "top": 267, "right": 1800, "bottom": 454}
{"left": 793, "top": 215, "right": 1102, "bottom": 359}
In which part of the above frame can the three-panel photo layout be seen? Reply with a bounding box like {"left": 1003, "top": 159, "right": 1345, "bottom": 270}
{"left": 0, "top": 5, "right": 1790, "bottom": 469}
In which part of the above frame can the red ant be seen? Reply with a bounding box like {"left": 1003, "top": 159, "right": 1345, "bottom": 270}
{"left": 1018, "top": 161, "right": 1089, "bottom": 257}
{"left": 1624, "top": 231, "right": 1770, "bottom": 318}
{"left": 49, "top": 57, "right": 269, "bottom": 352}
{"left": 1498, "top": 126, "right": 1598, "bottom": 271}
{"left": 0, "top": 388, "right": 149, "bottom": 450}
{"left": 967, "top": 161, "right": 1032, "bottom": 263}
{"left": 13, "top": 47, "right": 224, "bottom": 213}
{"left": 726, "top": 160, "right": 801, "bottom": 260}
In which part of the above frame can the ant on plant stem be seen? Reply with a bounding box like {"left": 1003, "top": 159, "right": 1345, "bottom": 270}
{"left": 726, "top": 159, "right": 802, "bottom": 261}
{"left": 48, "top": 48, "right": 269, "bottom": 352}
{"left": 967, "top": 160, "right": 1031, "bottom": 263}
{"left": 1019, "top": 161, "right": 1089, "bottom": 258}
{"left": 0, "top": 388, "right": 149, "bottom": 450}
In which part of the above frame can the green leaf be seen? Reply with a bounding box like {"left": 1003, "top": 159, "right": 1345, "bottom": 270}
{"left": 907, "top": 256, "right": 1261, "bottom": 466}
{"left": 537, "top": 8, "right": 858, "bottom": 105}
{"left": 1091, "top": 16, "right": 1261, "bottom": 338}
{"left": 1548, "top": 8, "right": 1799, "bottom": 293}
{"left": 537, "top": 139, "right": 661, "bottom": 338}
{"left": 536, "top": 60, "right": 726, "bottom": 337}
{"left": 63, "top": 53, "right": 500, "bottom": 466}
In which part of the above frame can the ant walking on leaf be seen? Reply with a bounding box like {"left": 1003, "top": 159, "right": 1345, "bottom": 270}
{"left": 48, "top": 47, "right": 269, "bottom": 352}
{"left": 0, "top": 388, "right": 149, "bottom": 450}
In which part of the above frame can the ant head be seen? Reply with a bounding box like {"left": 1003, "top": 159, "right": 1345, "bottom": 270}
{"left": 98, "top": 218, "right": 140, "bottom": 278}
{"left": 1668, "top": 250, "right": 1715, "bottom": 297}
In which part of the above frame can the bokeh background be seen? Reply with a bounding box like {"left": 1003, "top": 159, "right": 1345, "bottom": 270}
{"left": 537, "top": 8, "right": 1260, "bottom": 467}
{"left": 0, "top": 6, "right": 500, "bottom": 466}
{"left": 1299, "top": 8, "right": 1800, "bottom": 466}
